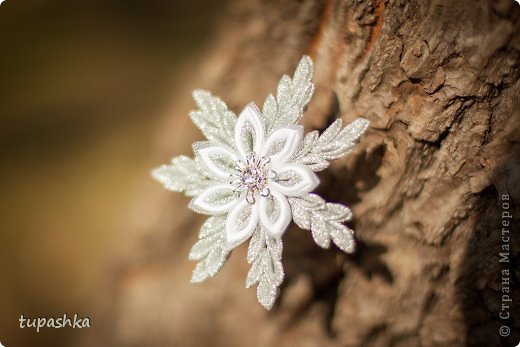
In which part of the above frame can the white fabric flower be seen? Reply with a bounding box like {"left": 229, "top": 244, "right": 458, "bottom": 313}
{"left": 151, "top": 56, "right": 369, "bottom": 309}
{"left": 189, "top": 103, "right": 319, "bottom": 249}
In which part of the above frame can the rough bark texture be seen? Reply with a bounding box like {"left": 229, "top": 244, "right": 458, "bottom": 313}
{"left": 85, "top": 0, "right": 519, "bottom": 346}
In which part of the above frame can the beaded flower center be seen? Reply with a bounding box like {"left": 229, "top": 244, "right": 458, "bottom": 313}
{"left": 231, "top": 155, "right": 276, "bottom": 204}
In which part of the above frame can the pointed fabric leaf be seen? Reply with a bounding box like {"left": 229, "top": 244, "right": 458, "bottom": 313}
{"left": 311, "top": 216, "right": 332, "bottom": 248}
{"left": 190, "top": 90, "right": 237, "bottom": 147}
{"left": 266, "top": 234, "right": 283, "bottom": 260}
{"left": 293, "top": 117, "right": 369, "bottom": 172}
{"left": 338, "top": 118, "right": 370, "bottom": 143}
{"left": 198, "top": 215, "right": 226, "bottom": 238}
{"left": 245, "top": 229, "right": 284, "bottom": 309}
{"left": 189, "top": 216, "right": 229, "bottom": 283}
{"left": 271, "top": 256, "right": 284, "bottom": 287}
{"left": 262, "top": 94, "right": 278, "bottom": 129}
{"left": 316, "top": 119, "right": 342, "bottom": 148}
{"left": 190, "top": 245, "right": 229, "bottom": 283}
{"left": 276, "top": 75, "right": 292, "bottom": 111}
{"left": 325, "top": 203, "right": 353, "bottom": 222}
{"left": 246, "top": 251, "right": 264, "bottom": 288}
{"left": 188, "top": 232, "right": 220, "bottom": 261}
{"left": 205, "top": 247, "right": 227, "bottom": 276}
{"left": 300, "top": 130, "right": 319, "bottom": 153}
{"left": 297, "top": 193, "right": 326, "bottom": 209}
{"left": 151, "top": 155, "right": 212, "bottom": 197}
{"left": 291, "top": 55, "right": 314, "bottom": 116}
{"left": 300, "top": 154, "right": 330, "bottom": 172}
{"left": 288, "top": 193, "right": 325, "bottom": 230}
{"left": 247, "top": 227, "right": 264, "bottom": 264}
{"left": 289, "top": 200, "right": 311, "bottom": 229}
{"left": 289, "top": 194, "right": 356, "bottom": 253}
{"left": 257, "top": 278, "right": 277, "bottom": 310}
{"left": 263, "top": 56, "right": 315, "bottom": 132}
{"left": 292, "top": 55, "right": 313, "bottom": 90}
{"left": 191, "top": 260, "right": 211, "bottom": 283}
{"left": 329, "top": 223, "right": 355, "bottom": 253}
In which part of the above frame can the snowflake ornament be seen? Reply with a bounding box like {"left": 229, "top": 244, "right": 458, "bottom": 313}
{"left": 152, "top": 56, "right": 369, "bottom": 309}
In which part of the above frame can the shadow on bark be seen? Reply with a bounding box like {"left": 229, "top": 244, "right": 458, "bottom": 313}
{"left": 457, "top": 179, "right": 519, "bottom": 346}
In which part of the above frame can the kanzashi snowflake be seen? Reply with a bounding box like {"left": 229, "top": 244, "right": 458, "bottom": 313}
{"left": 152, "top": 56, "right": 369, "bottom": 309}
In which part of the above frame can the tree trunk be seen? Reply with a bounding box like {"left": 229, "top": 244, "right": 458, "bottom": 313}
{"left": 85, "top": 0, "right": 519, "bottom": 346}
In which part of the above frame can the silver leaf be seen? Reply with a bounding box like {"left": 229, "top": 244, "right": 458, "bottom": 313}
{"left": 257, "top": 278, "right": 277, "bottom": 310}
{"left": 270, "top": 56, "right": 315, "bottom": 130}
{"left": 297, "top": 193, "right": 326, "bottom": 210}
{"left": 305, "top": 200, "right": 355, "bottom": 252}
{"left": 190, "top": 90, "right": 237, "bottom": 147}
{"left": 198, "top": 215, "right": 226, "bottom": 239}
{"left": 302, "top": 130, "right": 319, "bottom": 152}
{"left": 316, "top": 119, "right": 342, "bottom": 148}
{"left": 292, "top": 55, "right": 314, "bottom": 110}
{"left": 310, "top": 215, "right": 332, "bottom": 249}
{"left": 246, "top": 229, "right": 285, "bottom": 309}
{"left": 191, "top": 244, "right": 229, "bottom": 283}
{"left": 266, "top": 235, "right": 283, "bottom": 260}
{"left": 338, "top": 118, "right": 370, "bottom": 143}
{"left": 292, "top": 55, "right": 313, "bottom": 90}
{"left": 190, "top": 215, "right": 229, "bottom": 283}
{"left": 272, "top": 257, "right": 284, "bottom": 287}
{"left": 289, "top": 199, "right": 311, "bottom": 229}
{"left": 276, "top": 75, "right": 292, "bottom": 113}
{"left": 246, "top": 252, "right": 264, "bottom": 288}
{"left": 188, "top": 232, "right": 220, "bottom": 261}
{"left": 191, "top": 260, "right": 210, "bottom": 283}
{"left": 296, "top": 117, "right": 369, "bottom": 172}
{"left": 329, "top": 223, "right": 355, "bottom": 253}
{"left": 205, "top": 246, "right": 227, "bottom": 276}
{"left": 293, "top": 130, "right": 318, "bottom": 160}
{"left": 325, "top": 203, "right": 353, "bottom": 222}
{"left": 302, "top": 155, "right": 330, "bottom": 172}
{"left": 320, "top": 144, "right": 354, "bottom": 160}
{"left": 151, "top": 155, "right": 211, "bottom": 197}
{"left": 247, "top": 227, "right": 264, "bottom": 264}
{"left": 262, "top": 94, "right": 278, "bottom": 133}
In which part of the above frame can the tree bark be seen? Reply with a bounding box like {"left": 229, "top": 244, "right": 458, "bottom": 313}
{"left": 85, "top": 0, "right": 519, "bottom": 346}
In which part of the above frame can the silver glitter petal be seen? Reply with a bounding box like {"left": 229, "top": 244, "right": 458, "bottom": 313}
{"left": 189, "top": 216, "right": 230, "bottom": 283}
{"left": 190, "top": 90, "right": 237, "bottom": 148}
{"left": 289, "top": 194, "right": 356, "bottom": 253}
{"left": 245, "top": 228, "right": 284, "bottom": 309}
{"left": 151, "top": 155, "right": 211, "bottom": 197}
{"left": 262, "top": 56, "right": 314, "bottom": 134}
{"left": 294, "top": 118, "right": 370, "bottom": 172}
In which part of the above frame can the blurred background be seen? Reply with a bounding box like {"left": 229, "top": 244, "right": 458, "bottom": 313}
{"left": 0, "top": 0, "right": 223, "bottom": 345}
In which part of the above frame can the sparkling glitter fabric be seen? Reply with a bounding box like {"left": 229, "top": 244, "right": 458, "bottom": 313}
{"left": 152, "top": 56, "right": 369, "bottom": 309}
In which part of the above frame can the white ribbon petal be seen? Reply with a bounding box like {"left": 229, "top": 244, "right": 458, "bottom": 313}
{"left": 262, "top": 126, "right": 303, "bottom": 165}
{"left": 235, "top": 103, "right": 265, "bottom": 159}
{"left": 225, "top": 198, "right": 259, "bottom": 249}
{"left": 196, "top": 145, "right": 238, "bottom": 179}
{"left": 259, "top": 188, "right": 292, "bottom": 238}
{"left": 270, "top": 164, "right": 319, "bottom": 197}
{"left": 189, "top": 184, "right": 237, "bottom": 215}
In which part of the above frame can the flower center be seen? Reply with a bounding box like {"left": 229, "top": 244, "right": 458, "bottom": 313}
{"left": 231, "top": 154, "right": 276, "bottom": 204}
